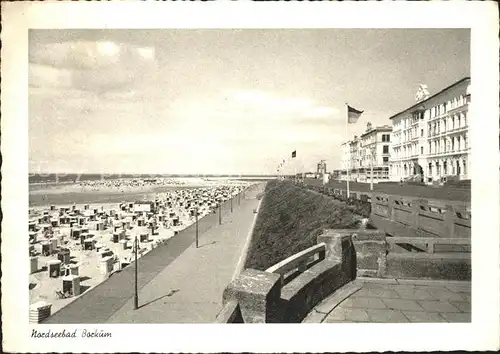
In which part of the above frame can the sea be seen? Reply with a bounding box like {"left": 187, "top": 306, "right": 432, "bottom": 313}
{"left": 29, "top": 173, "right": 272, "bottom": 207}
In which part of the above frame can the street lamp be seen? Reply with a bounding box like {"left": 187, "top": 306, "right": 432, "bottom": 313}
{"left": 195, "top": 208, "right": 199, "bottom": 248}
{"left": 218, "top": 199, "right": 222, "bottom": 225}
{"left": 369, "top": 147, "right": 375, "bottom": 191}
{"left": 133, "top": 235, "right": 138, "bottom": 310}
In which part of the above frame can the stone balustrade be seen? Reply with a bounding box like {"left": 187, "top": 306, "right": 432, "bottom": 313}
{"left": 215, "top": 229, "right": 356, "bottom": 323}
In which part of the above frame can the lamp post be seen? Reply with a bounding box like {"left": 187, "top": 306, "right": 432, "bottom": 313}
{"left": 370, "top": 147, "right": 375, "bottom": 191}
{"left": 231, "top": 196, "right": 233, "bottom": 213}
{"left": 133, "top": 235, "right": 138, "bottom": 310}
{"left": 218, "top": 201, "right": 222, "bottom": 225}
{"left": 195, "top": 208, "right": 199, "bottom": 248}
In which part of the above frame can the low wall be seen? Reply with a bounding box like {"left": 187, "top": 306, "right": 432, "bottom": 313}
{"left": 352, "top": 231, "right": 471, "bottom": 281}
{"left": 370, "top": 195, "right": 471, "bottom": 239}
{"left": 299, "top": 180, "right": 471, "bottom": 240}
{"left": 215, "top": 229, "right": 356, "bottom": 323}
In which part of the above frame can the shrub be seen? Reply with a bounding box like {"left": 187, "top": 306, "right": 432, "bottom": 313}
{"left": 245, "top": 180, "right": 360, "bottom": 271}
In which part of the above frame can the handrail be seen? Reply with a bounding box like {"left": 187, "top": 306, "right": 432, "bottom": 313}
{"left": 215, "top": 300, "right": 243, "bottom": 323}
{"left": 265, "top": 243, "right": 326, "bottom": 283}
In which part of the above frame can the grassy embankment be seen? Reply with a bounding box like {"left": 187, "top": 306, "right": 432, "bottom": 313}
{"left": 245, "top": 180, "right": 361, "bottom": 271}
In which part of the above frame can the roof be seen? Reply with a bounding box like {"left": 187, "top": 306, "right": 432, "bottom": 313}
{"left": 360, "top": 125, "right": 393, "bottom": 138}
{"left": 389, "top": 77, "right": 470, "bottom": 120}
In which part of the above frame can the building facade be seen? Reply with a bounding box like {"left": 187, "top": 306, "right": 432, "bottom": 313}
{"left": 317, "top": 160, "right": 327, "bottom": 174}
{"left": 337, "top": 126, "right": 392, "bottom": 183}
{"left": 359, "top": 124, "right": 392, "bottom": 183}
{"left": 389, "top": 77, "right": 471, "bottom": 183}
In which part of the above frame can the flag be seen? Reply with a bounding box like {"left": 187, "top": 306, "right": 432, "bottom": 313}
{"left": 292, "top": 150, "right": 296, "bottom": 158}
{"left": 347, "top": 104, "right": 363, "bottom": 124}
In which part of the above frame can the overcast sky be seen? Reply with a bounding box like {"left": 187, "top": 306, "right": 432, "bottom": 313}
{"left": 29, "top": 29, "right": 470, "bottom": 175}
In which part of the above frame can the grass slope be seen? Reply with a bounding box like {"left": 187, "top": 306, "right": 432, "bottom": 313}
{"left": 245, "top": 180, "right": 360, "bottom": 271}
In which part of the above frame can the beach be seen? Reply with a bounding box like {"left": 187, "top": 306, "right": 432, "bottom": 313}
{"left": 29, "top": 178, "right": 251, "bottom": 319}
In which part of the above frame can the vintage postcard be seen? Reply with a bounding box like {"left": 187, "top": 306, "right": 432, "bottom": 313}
{"left": 1, "top": 1, "right": 499, "bottom": 352}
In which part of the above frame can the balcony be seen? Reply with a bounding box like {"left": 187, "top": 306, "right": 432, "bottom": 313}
{"left": 427, "top": 147, "right": 470, "bottom": 157}
{"left": 445, "top": 125, "right": 468, "bottom": 134}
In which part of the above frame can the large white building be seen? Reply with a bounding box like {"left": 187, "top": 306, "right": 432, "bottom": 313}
{"left": 389, "top": 77, "right": 471, "bottom": 183}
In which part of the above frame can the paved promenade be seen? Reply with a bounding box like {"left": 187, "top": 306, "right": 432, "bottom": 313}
{"left": 107, "top": 182, "right": 265, "bottom": 323}
{"left": 303, "top": 277, "right": 471, "bottom": 323}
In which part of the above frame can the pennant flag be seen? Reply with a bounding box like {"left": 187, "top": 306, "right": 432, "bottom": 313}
{"left": 292, "top": 150, "right": 296, "bottom": 158}
{"left": 347, "top": 104, "right": 363, "bottom": 124}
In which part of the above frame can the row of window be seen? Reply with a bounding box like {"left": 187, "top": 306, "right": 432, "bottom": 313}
{"left": 428, "top": 112, "right": 468, "bottom": 137}
{"left": 392, "top": 93, "right": 468, "bottom": 130}
{"left": 391, "top": 158, "right": 467, "bottom": 176}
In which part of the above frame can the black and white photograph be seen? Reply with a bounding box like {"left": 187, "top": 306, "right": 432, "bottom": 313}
{"left": 2, "top": 1, "right": 499, "bottom": 353}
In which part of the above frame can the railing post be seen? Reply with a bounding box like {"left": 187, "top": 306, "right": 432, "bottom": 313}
{"left": 222, "top": 269, "right": 282, "bottom": 323}
{"left": 387, "top": 195, "right": 395, "bottom": 221}
{"left": 443, "top": 205, "right": 456, "bottom": 238}
{"left": 412, "top": 199, "right": 427, "bottom": 230}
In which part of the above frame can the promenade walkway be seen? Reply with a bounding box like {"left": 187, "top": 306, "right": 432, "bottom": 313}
{"left": 106, "top": 182, "right": 266, "bottom": 323}
{"left": 45, "top": 182, "right": 266, "bottom": 324}
{"left": 303, "top": 277, "right": 471, "bottom": 323}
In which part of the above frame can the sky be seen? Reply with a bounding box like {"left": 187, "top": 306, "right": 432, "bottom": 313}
{"left": 29, "top": 29, "right": 470, "bottom": 175}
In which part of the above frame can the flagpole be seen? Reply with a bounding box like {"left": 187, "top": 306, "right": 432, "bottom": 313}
{"left": 345, "top": 103, "right": 350, "bottom": 199}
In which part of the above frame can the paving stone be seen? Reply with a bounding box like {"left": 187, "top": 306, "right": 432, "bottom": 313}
{"left": 417, "top": 300, "right": 460, "bottom": 313}
{"left": 338, "top": 298, "right": 354, "bottom": 308}
{"left": 426, "top": 288, "right": 468, "bottom": 302}
{"left": 402, "top": 311, "right": 447, "bottom": 323}
{"left": 383, "top": 298, "right": 424, "bottom": 311}
{"left": 353, "top": 287, "right": 400, "bottom": 299}
{"left": 366, "top": 309, "right": 409, "bottom": 323}
{"left": 439, "top": 312, "right": 471, "bottom": 323}
{"left": 349, "top": 297, "right": 388, "bottom": 309}
{"left": 343, "top": 308, "right": 370, "bottom": 322}
{"left": 389, "top": 284, "right": 416, "bottom": 292}
{"left": 445, "top": 285, "right": 471, "bottom": 293}
{"left": 449, "top": 301, "right": 471, "bottom": 313}
{"left": 361, "top": 282, "right": 397, "bottom": 290}
{"left": 461, "top": 294, "right": 471, "bottom": 302}
{"left": 314, "top": 283, "right": 363, "bottom": 314}
{"left": 323, "top": 307, "right": 346, "bottom": 322}
{"left": 357, "top": 277, "right": 398, "bottom": 284}
{"left": 302, "top": 309, "right": 327, "bottom": 323}
{"left": 394, "top": 288, "right": 435, "bottom": 300}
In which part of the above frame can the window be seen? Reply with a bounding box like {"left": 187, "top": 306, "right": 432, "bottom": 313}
{"left": 383, "top": 157, "right": 389, "bottom": 163}
{"left": 420, "top": 128, "right": 424, "bottom": 137}
{"left": 383, "top": 145, "right": 389, "bottom": 154}
{"left": 421, "top": 146, "right": 424, "bottom": 155}
{"left": 381, "top": 134, "right": 390, "bottom": 142}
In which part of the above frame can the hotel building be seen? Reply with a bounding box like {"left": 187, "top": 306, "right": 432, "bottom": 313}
{"left": 389, "top": 77, "right": 471, "bottom": 183}
{"left": 338, "top": 124, "right": 392, "bottom": 183}
{"left": 359, "top": 123, "right": 392, "bottom": 183}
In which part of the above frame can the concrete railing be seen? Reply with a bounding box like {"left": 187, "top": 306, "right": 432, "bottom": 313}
{"left": 298, "top": 179, "right": 471, "bottom": 240}
{"left": 370, "top": 194, "right": 471, "bottom": 239}
{"left": 352, "top": 230, "right": 471, "bottom": 281}
{"left": 215, "top": 230, "right": 356, "bottom": 323}
{"left": 265, "top": 243, "right": 326, "bottom": 286}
